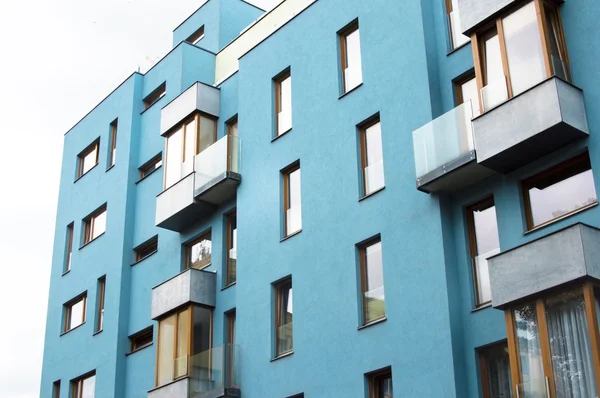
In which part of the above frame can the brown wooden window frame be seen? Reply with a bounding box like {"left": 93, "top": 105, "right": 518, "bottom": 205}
{"left": 522, "top": 152, "right": 597, "bottom": 231}
{"left": 129, "top": 326, "right": 154, "bottom": 354}
{"left": 225, "top": 211, "right": 237, "bottom": 287}
{"left": 63, "top": 293, "right": 87, "bottom": 333}
{"left": 184, "top": 231, "right": 212, "bottom": 270}
{"left": 274, "top": 69, "right": 292, "bottom": 137}
{"left": 70, "top": 371, "right": 95, "bottom": 398}
{"left": 282, "top": 162, "right": 301, "bottom": 238}
{"left": 53, "top": 380, "right": 61, "bottom": 398}
{"left": 358, "top": 235, "right": 386, "bottom": 326}
{"left": 138, "top": 153, "right": 162, "bottom": 180}
{"left": 95, "top": 276, "right": 106, "bottom": 333}
{"left": 366, "top": 366, "right": 393, "bottom": 398}
{"left": 274, "top": 276, "right": 293, "bottom": 357}
{"left": 478, "top": 340, "right": 512, "bottom": 398}
{"left": 77, "top": 140, "right": 100, "bottom": 179}
{"left": 504, "top": 281, "right": 600, "bottom": 398}
{"left": 134, "top": 235, "right": 158, "bottom": 263}
{"left": 143, "top": 82, "right": 166, "bottom": 110}
{"left": 186, "top": 25, "right": 205, "bottom": 45}
{"left": 64, "top": 223, "right": 74, "bottom": 274}
{"left": 83, "top": 205, "right": 107, "bottom": 245}
{"left": 108, "top": 119, "right": 118, "bottom": 168}
{"left": 471, "top": 0, "right": 570, "bottom": 113}
{"left": 339, "top": 19, "right": 361, "bottom": 94}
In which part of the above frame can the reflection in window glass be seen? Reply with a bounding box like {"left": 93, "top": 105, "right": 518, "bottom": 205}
{"left": 226, "top": 212, "right": 237, "bottom": 286}
{"left": 284, "top": 166, "right": 302, "bottom": 236}
{"left": 187, "top": 233, "right": 212, "bottom": 270}
{"left": 479, "top": 343, "right": 512, "bottom": 398}
{"left": 275, "top": 278, "right": 293, "bottom": 356}
{"left": 198, "top": 115, "right": 216, "bottom": 154}
{"left": 70, "top": 299, "right": 85, "bottom": 330}
{"left": 157, "top": 315, "right": 175, "bottom": 386}
{"left": 514, "top": 303, "right": 545, "bottom": 397}
{"left": 341, "top": 23, "right": 363, "bottom": 93}
{"left": 276, "top": 73, "right": 292, "bottom": 135}
{"left": 81, "top": 375, "right": 95, "bottom": 398}
{"left": 362, "top": 121, "right": 385, "bottom": 196}
{"left": 165, "top": 128, "right": 183, "bottom": 189}
{"left": 92, "top": 210, "right": 106, "bottom": 240}
{"left": 481, "top": 31, "right": 508, "bottom": 111}
{"left": 361, "top": 239, "right": 385, "bottom": 324}
{"left": 448, "top": 0, "right": 470, "bottom": 49}
{"left": 78, "top": 142, "right": 99, "bottom": 178}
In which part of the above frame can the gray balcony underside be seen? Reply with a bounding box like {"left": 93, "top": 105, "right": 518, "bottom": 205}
{"left": 489, "top": 223, "right": 600, "bottom": 308}
{"left": 152, "top": 269, "right": 216, "bottom": 320}
{"left": 473, "top": 77, "right": 588, "bottom": 173}
{"left": 416, "top": 151, "right": 494, "bottom": 193}
{"left": 148, "top": 378, "right": 240, "bottom": 398}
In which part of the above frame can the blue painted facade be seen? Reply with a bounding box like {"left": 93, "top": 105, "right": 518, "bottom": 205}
{"left": 40, "top": 0, "right": 600, "bottom": 397}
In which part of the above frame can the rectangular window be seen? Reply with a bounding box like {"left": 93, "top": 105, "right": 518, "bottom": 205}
{"left": 359, "top": 237, "right": 386, "bottom": 325}
{"left": 226, "top": 310, "right": 236, "bottom": 345}
{"left": 108, "top": 119, "right": 117, "bottom": 168}
{"left": 70, "top": 372, "right": 95, "bottom": 398}
{"left": 64, "top": 293, "right": 86, "bottom": 333}
{"left": 53, "top": 380, "right": 61, "bottom": 398}
{"left": 339, "top": 20, "right": 363, "bottom": 94}
{"left": 129, "top": 326, "right": 153, "bottom": 353}
{"left": 274, "top": 277, "right": 293, "bottom": 357}
{"left": 83, "top": 205, "right": 107, "bottom": 245}
{"left": 156, "top": 306, "right": 212, "bottom": 387}
{"left": 274, "top": 70, "right": 292, "bottom": 136}
{"left": 96, "top": 277, "right": 105, "bottom": 332}
{"left": 446, "top": 0, "right": 470, "bottom": 49}
{"left": 227, "top": 116, "right": 238, "bottom": 137}
{"left": 467, "top": 197, "right": 500, "bottom": 307}
{"left": 164, "top": 113, "right": 217, "bottom": 189}
{"left": 226, "top": 117, "right": 240, "bottom": 172}
{"left": 134, "top": 235, "right": 158, "bottom": 263}
{"left": 186, "top": 25, "right": 205, "bottom": 45}
{"left": 139, "top": 153, "right": 162, "bottom": 180}
{"left": 456, "top": 74, "right": 481, "bottom": 118}
{"left": 185, "top": 231, "right": 212, "bottom": 270}
{"left": 283, "top": 163, "right": 302, "bottom": 237}
{"left": 478, "top": 342, "right": 512, "bottom": 398}
{"left": 77, "top": 140, "right": 99, "bottom": 179}
{"left": 64, "top": 223, "right": 74, "bottom": 273}
{"left": 366, "top": 367, "right": 393, "bottom": 398}
{"left": 143, "top": 82, "right": 166, "bottom": 110}
{"left": 473, "top": 1, "right": 569, "bottom": 112}
{"left": 359, "top": 117, "right": 385, "bottom": 197}
{"left": 522, "top": 153, "right": 597, "bottom": 230}
{"left": 225, "top": 212, "right": 237, "bottom": 286}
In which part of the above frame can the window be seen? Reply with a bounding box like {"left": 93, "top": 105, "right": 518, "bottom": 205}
{"left": 274, "top": 277, "right": 293, "bottom": 357}
{"left": 226, "top": 310, "right": 236, "bottom": 345}
{"left": 164, "top": 113, "right": 217, "bottom": 189}
{"left": 226, "top": 117, "right": 240, "bottom": 172}
{"left": 339, "top": 20, "right": 363, "bottom": 94}
{"left": 446, "top": 0, "right": 470, "bottom": 49}
{"left": 473, "top": 1, "right": 569, "bottom": 112}
{"left": 274, "top": 70, "right": 292, "bottom": 136}
{"left": 227, "top": 116, "right": 238, "bottom": 137}
{"left": 522, "top": 153, "right": 597, "bottom": 230}
{"left": 505, "top": 285, "right": 600, "bottom": 397}
{"left": 70, "top": 372, "right": 95, "bottom": 398}
{"left": 53, "top": 380, "right": 61, "bottom": 398}
{"left": 456, "top": 74, "right": 481, "bottom": 117}
{"left": 63, "top": 293, "right": 86, "bottom": 333}
{"left": 108, "top": 119, "right": 117, "bottom": 168}
{"left": 358, "top": 237, "right": 385, "bottom": 325}
{"left": 64, "top": 223, "right": 74, "bottom": 273}
{"left": 478, "top": 342, "right": 512, "bottom": 398}
{"left": 134, "top": 235, "right": 158, "bottom": 263}
{"left": 467, "top": 197, "right": 500, "bottom": 307}
{"left": 186, "top": 25, "right": 205, "bottom": 45}
{"left": 143, "top": 82, "right": 166, "bottom": 110}
{"left": 366, "top": 367, "right": 393, "bottom": 398}
{"left": 139, "top": 153, "right": 162, "bottom": 180}
{"left": 129, "top": 326, "right": 153, "bottom": 353}
{"left": 156, "top": 305, "right": 212, "bottom": 387}
{"left": 282, "top": 163, "right": 302, "bottom": 237}
{"left": 96, "top": 277, "right": 105, "bottom": 332}
{"left": 225, "top": 310, "right": 236, "bottom": 387}
{"left": 185, "top": 232, "right": 212, "bottom": 270}
{"left": 83, "top": 205, "right": 107, "bottom": 245}
{"left": 225, "top": 212, "right": 237, "bottom": 286}
{"left": 77, "top": 140, "right": 99, "bottom": 179}
{"left": 359, "top": 117, "right": 385, "bottom": 197}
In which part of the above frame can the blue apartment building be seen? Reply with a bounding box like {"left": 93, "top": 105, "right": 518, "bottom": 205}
{"left": 40, "top": 0, "right": 600, "bottom": 397}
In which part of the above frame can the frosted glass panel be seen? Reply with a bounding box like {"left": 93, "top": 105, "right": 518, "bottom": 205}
{"left": 344, "top": 28, "right": 362, "bottom": 91}
{"left": 364, "top": 160, "right": 385, "bottom": 195}
{"left": 450, "top": 9, "right": 470, "bottom": 48}
{"left": 482, "top": 78, "right": 509, "bottom": 112}
{"left": 286, "top": 206, "right": 302, "bottom": 235}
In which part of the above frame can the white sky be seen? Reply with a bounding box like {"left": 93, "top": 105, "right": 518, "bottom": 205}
{"left": 0, "top": 0, "right": 278, "bottom": 397}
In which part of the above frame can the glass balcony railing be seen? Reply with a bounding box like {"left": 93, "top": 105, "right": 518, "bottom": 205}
{"left": 412, "top": 100, "right": 475, "bottom": 178}
{"left": 188, "top": 344, "right": 240, "bottom": 398}
{"left": 516, "top": 377, "right": 549, "bottom": 398}
{"left": 194, "top": 135, "right": 240, "bottom": 193}
{"left": 481, "top": 77, "right": 509, "bottom": 113}
{"left": 449, "top": 10, "right": 470, "bottom": 49}
{"left": 551, "top": 55, "right": 570, "bottom": 81}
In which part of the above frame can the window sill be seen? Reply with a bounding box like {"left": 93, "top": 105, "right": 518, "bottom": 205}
{"left": 446, "top": 41, "right": 470, "bottom": 56}
{"left": 338, "top": 83, "right": 363, "bottom": 100}
{"left": 106, "top": 164, "right": 115, "bottom": 173}
{"left": 93, "top": 329, "right": 103, "bottom": 336}
{"left": 524, "top": 202, "right": 598, "bottom": 236}
{"left": 131, "top": 250, "right": 158, "bottom": 266}
{"left": 358, "top": 316, "right": 387, "bottom": 330}
{"left": 140, "top": 97, "right": 165, "bottom": 115}
{"left": 359, "top": 186, "right": 385, "bottom": 202}
{"left": 60, "top": 322, "right": 85, "bottom": 337}
{"left": 62, "top": 269, "right": 71, "bottom": 277}
{"left": 74, "top": 164, "right": 99, "bottom": 183}
{"left": 126, "top": 343, "right": 153, "bottom": 356}
{"left": 271, "top": 350, "right": 294, "bottom": 362}
{"left": 79, "top": 233, "right": 105, "bottom": 250}
{"left": 280, "top": 229, "right": 302, "bottom": 243}
{"left": 271, "top": 128, "right": 292, "bottom": 143}
{"left": 222, "top": 281, "right": 236, "bottom": 291}
{"left": 136, "top": 166, "right": 162, "bottom": 184}
{"left": 471, "top": 303, "right": 492, "bottom": 313}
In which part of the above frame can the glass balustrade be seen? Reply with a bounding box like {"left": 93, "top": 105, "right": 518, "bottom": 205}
{"left": 189, "top": 344, "right": 240, "bottom": 398}
{"left": 516, "top": 377, "right": 549, "bottom": 398}
{"left": 194, "top": 135, "right": 240, "bottom": 193}
{"left": 481, "top": 77, "right": 509, "bottom": 112}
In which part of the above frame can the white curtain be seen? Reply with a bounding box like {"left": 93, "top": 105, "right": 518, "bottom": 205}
{"left": 546, "top": 294, "right": 597, "bottom": 397}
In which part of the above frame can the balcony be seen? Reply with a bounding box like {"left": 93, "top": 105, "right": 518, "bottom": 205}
{"left": 412, "top": 101, "right": 494, "bottom": 193}
{"left": 161, "top": 82, "right": 220, "bottom": 136}
{"left": 151, "top": 269, "right": 216, "bottom": 320}
{"left": 156, "top": 135, "right": 241, "bottom": 232}
{"left": 148, "top": 344, "right": 241, "bottom": 398}
{"left": 473, "top": 76, "right": 589, "bottom": 173}
{"left": 457, "top": 0, "right": 523, "bottom": 35}
{"left": 488, "top": 223, "right": 600, "bottom": 308}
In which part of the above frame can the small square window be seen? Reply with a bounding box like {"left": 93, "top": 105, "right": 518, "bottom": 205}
{"left": 138, "top": 153, "right": 162, "bottom": 180}
{"left": 366, "top": 367, "right": 393, "bottom": 398}
{"left": 143, "top": 82, "right": 166, "bottom": 110}
{"left": 186, "top": 25, "right": 205, "bottom": 45}
{"left": 185, "top": 231, "right": 212, "bottom": 270}
{"left": 70, "top": 372, "right": 95, "bottom": 398}
{"left": 83, "top": 205, "right": 107, "bottom": 245}
{"left": 64, "top": 293, "right": 87, "bottom": 333}
{"left": 77, "top": 140, "right": 99, "bottom": 179}
{"left": 134, "top": 235, "right": 158, "bottom": 263}
{"left": 129, "top": 326, "right": 153, "bottom": 353}
{"left": 274, "top": 277, "right": 293, "bottom": 357}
